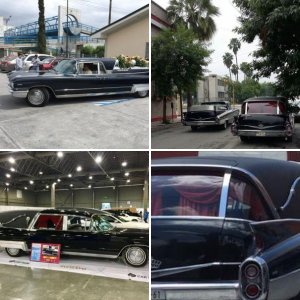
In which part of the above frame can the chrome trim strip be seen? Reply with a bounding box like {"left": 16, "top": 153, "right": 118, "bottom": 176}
{"left": 55, "top": 86, "right": 133, "bottom": 92}
{"left": 152, "top": 282, "right": 239, "bottom": 290}
{"left": 10, "top": 90, "right": 28, "bottom": 98}
{"left": 56, "top": 91, "right": 132, "bottom": 98}
{"left": 152, "top": 262, "right": 240, "bottom": 279}
{"left": 280, "top": 176, "right": 300, "bottom": 211}
{"left": 0, "top": 240, "right": 28, "bottom": 251}
{"left": 62, "top": 251, "right": 118, "bottom": 259}
{"left": 219, "top": 171, "right": 231, "bottom": 217}
{"left": 152, "top": 164, "right": 279, "bottom": 219}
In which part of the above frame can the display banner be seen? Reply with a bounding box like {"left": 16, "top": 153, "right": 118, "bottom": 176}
{"left": 31, "top": 243, "right": 61, "bottom": 264}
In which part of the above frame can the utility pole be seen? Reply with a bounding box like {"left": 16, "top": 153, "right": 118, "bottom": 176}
{"left": 66, "top": 0, "right": 69, "bottom": 57}
{"left": 108, "top": 0, "right": 112, "bottom": 24}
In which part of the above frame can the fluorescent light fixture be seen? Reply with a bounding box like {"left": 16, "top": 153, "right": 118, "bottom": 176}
{"left": 57, "top": 151, "right": 63, "bottom": 158}
{"left": 29, "top": 180, "right": 34, "bottom": 185}
{"left": 95, "top": 156, "right": 102, "bottom": 163}
{"left": 125, "top": 172, "right": 129, "bottom": 177}
{"left": 10, "top": 167, "right": 15, "bottom": 172}
{"left": 8, "top": 157, "right": 15, "bottom": 164}
{"left": 76, "top": 166, "right": 82, "bottom": 172}
{"left": 6, "top": 174, "right": 11, "bottom": 178}
{"left": 121, "top": 161, "right": 127, "bottom": 167}
{"left": 68, "top": 174, "right": 72, "bottom": 178}
{"left": 89, "top": 176, "right": 93, "bottom": 180}
{"left": 110, "top": 177, "right": 114, "bottom": 181}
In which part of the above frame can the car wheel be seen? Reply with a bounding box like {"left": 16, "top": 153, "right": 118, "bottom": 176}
{"left": 26, "top": 87, "right": 50, "bottom": 107}
{"left": 123, "top": 246, "right": 148, "bottom": 267}
{"left": 135, "top": 90, "right": 148, "bottom": 98}
{"left": 5, "top": 248, "right": 22, "bottom": 257}
{"left": 240, "top": 136, "right": 248, "bottom": 142}
{"left": 191, "top": 126, "right": 198, "bottom": 131}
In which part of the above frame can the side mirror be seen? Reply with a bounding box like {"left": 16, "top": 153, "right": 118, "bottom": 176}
{"left": 280, "top": 176, "right": 300, "bottom": 212}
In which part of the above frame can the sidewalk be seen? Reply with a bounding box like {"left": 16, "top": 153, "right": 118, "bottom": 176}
{"left": 151, "top": 117, "right": 183, "bottom": 132}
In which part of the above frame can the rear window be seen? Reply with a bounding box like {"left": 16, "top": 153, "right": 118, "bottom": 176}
{"left": 152, "top": 170, "right": 224, "bottom": 216}
{"left": 246, "top": 101, "right": 284, "bottom": 114}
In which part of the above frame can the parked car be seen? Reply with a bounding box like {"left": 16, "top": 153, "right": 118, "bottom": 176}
{"left": 103, "top": 209, "right": 142, "bottom": 222}
{"left": 183, "top": 101, "right": 239, "bottom": 130}
{"left": 22, "top": 53, "right": 54, "bottom": 71}
{"left": 8, "top": 58, "right": 149, "bottom": 107}
{"left": 152, "top": 156, "right": 300, "bottom": 300}
{"left": 288, "top": 98, "right": 300, "bottom": 123}
{"left": 231, "top": 96, "right": 294, "bottom": 142}
{"left": 0, "top": 208, "right": 149, "bottom": 267}
{"left": 0, "top": 56, "right": 17, "bottom": 72}
{"left": 39, "top": 57, "right": 64, "bottom": 71}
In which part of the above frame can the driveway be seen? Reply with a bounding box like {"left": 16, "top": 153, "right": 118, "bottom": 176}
{"left": 0, "top": 73, "right": 149, "bottom": 149}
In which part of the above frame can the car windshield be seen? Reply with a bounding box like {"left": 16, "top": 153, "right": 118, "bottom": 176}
{"left": 41, "top": 58, "right": 53, "bottom": 64}
{"left": 91, "top": 215, "right": 114, "bottom": 232}
{"left": 54, "top": 60, "right": 76, "bottom": 74}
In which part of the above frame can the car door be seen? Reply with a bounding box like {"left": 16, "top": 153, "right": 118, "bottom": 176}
{"left": 152, "top": 166, "right": 227, "bottom": 283}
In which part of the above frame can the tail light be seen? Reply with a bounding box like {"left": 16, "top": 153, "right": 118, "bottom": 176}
{"left": 239, "top": 257, "right": 268, "bottom": 300}
{"left": 231, "top": 122, "right": 238, "bottom": 135}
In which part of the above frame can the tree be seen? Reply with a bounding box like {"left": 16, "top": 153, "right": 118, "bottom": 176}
{"left": 240, "top": 62, "right": 253, "bottom": 80}
{"left": 233, "top": 0, "right": 300, "bottom": 98}
{"left": 81, "top": 45, "right": 94, "bottom": 56}
{"left": 231, "top": 64, "right": 238, "bottom": 81}
{"left": 37, "top": 0, "right": 46, "bottom": 53}
{"left": 152, "top": 25, "right": 211, "bottom": 123}
{"left": 228, "top": 38, "right": 241, "bottom": 81}
{"left": 223, "top": 52, "right": 233, "bottom": 81}
{"left": 167, "top": 0, "right": 220, "bottom": 41}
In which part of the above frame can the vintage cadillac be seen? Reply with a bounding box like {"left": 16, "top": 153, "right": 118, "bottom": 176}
{"left": 0, "top": 208, "right": 149, "bottom": 267}
{"left": 231, "top": 97, "right": 294, "bottom": 142}
{"left": 183, "top": 101, "right": 239, "bottom": 130}
{"left": 151, "top": 156, "right": 300, "bottom": 300}
{"left": 8, "top": 58, "right": 149, "bottom": 107}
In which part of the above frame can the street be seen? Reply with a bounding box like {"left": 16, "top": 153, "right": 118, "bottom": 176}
{"left": 0, "top": 72, "right": 149, "bottom": 149}
{"left": 152, "top": 122, "right": 300, "bottom": 149}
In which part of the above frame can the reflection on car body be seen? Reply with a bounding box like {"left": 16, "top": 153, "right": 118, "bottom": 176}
{"left": 8, "top": 58, "right": 149, "bottom": 107}
{"left": 151, "top": 156, "right": 300, "bottom": 300}
{"left": 0, "top": 208, "right": 149, "bottom": 267}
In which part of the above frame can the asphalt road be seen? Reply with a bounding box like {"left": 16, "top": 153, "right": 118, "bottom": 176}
{"left": 152, "top": 122, "right": 300, "bottom": 149}
{"left": 0, "top": 72, "right": 149, "bottom": 149}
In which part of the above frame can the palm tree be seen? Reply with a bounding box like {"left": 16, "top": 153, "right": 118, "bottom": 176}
{"left": 167, "top": 0, "right": 220, "bottom": 41}
{"left": 228, "top": 38, "right": 241, "bottom": 81}
{"left": 223, "top": 52, "right": 233, "bottom": 81}
{"left": 37, "top": 0, "right": 46, "bottom": 53}
{"left": 231, "top": 64, "right": 238, "bottom": 81}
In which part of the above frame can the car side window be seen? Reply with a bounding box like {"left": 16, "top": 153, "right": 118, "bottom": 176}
{"left": 99, "top": 63, "right": 106, "bottom": 74}
{"left": 67, "top": 215, "right": 90, "bottom": 231}
{"left": 226, "top": 175, "right": 272, "bottom": 221}
{"left": 152, "top": 169, "right": 224, "bottom": 216}
{"left": 33, "top": 214, "right": 63, "bottom": 230}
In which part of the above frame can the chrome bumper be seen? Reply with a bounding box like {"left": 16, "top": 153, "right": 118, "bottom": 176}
{"left": 183, "top": 120, "right": 218, "bottom": 126}
{"left": 237, "top": 129, "right": 289, "bottom": 137}
{"left": 9, "top": 89, "right": 28, "bottom": 98}
{"left": 151, "top": 282, "right": 239, "bottom": 300}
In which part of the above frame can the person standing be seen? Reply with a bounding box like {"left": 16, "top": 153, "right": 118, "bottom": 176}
{"left": 15, "top": 53, "right": 23, "bottom": 71}
{"left": 31, "top": 54, "right": 40, "bottom": 72}
{"left": 143, "top": 209, "right": 149, "bottom": 223}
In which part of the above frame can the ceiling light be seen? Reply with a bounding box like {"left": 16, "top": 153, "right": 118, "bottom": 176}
{"left": 68, "top": 174, "right": 72, "bottom": 178}
{"left": 70, "top": 184, "right": 73, "bottom": 187}
{"left": 39, "top": 171, "right": 43, "bottom": 175}
{"left": 57, "top": 179, "right": 61, "bottom": 182}
{"left": 76, "top": 166, "right": 82, "bottom": 172}
{"left": 5, "top": 182, "right": 9, "bottom": 186}
{"left": 46, "top": 185, "right": 49, "bottom": 189}
{"left": 126, "top": 179, "right": 131, "bottom": 183}
{"left": 89, "top": 176, "right": 93, "bottom": 180}
{"left": 6, "top": 173, "right": 11, "bottom": 178}
{"left": 29, "top": 180, "right": 34, "bottom": 185}
{"left": 110, "top": 177, "right": 114, "bottom": 181}
{"left": 24, "top": 187, "right": 28, "bottom": 190}
{"left": 88, "top": 184, "right": 92, "bottom": 188}
{"left": 57, "top": 151, "right": 63, "bottom": 158}
{"left": 10, "top": 167, "right": 15, "bottom": 172}
{"left": 125, "top": 172, "right": 129, "bottom": 177}
{"left": 121, "top": 161, "right": 127, "bottom": 167}
{"left": 95, "top": 155, "right": 102, "bottom": 163}
{"left": 8, "top": 157, "right": 15, "bottom": 164}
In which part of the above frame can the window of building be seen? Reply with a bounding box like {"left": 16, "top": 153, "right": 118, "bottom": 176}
{"left": 218, "top": 92, "right": 225, "bottom": 98}
{"left": 218, "top": 79, "right": 225, "bottom": 86}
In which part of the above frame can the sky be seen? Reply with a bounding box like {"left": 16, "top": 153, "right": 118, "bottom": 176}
{"left": 155, "top": 0, "right": 274, "bottom": 83}
{"left": 0, "top": 0, "right": 148, "bottom": 29}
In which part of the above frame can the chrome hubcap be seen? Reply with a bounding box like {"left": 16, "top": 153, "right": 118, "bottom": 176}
{"left": 28, "top": 89, "right": 45, "bottom": 105}
{"left": 126, "top": 247, "right": 146, "bottom": 266}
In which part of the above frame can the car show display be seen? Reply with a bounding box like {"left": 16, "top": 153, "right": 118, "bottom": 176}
{"left": 151, "top": 156, "right": 300, "bottom": 300}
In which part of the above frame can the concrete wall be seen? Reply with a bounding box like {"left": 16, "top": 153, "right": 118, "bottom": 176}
{"left": 104, "top": 17, "right": 149, "bottom": 58}
{"left": 35, "top": 185, "right": 145, "bottom": 209}
{"left": 0, "top": 188, "right": 36, "bottom": 206}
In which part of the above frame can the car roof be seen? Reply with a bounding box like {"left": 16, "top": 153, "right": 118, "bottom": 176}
{"left": 40, "top": 208, "right": 95, "bottom": 217}
{"left": 152, "top": 156, "right": 300, "bottom": 218}
{"left": 244, "top": 96, "right": 287, "bottom": 102}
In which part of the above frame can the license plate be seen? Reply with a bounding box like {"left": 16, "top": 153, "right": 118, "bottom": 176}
{"left": 256, "top": 131, "right": 266, "bottom": 136}
{"left": 151, "top": 290, "right": 166, "bottom": 300}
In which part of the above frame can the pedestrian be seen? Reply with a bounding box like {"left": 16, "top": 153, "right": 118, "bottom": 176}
{"left": 15, "top": 53, "right": 23, "bottom": 71}
{"left": 143, "top": 209, "right": 149, "bottom": 223}
{"left": 31, "top": 54, "right": 40, "bottom": 72}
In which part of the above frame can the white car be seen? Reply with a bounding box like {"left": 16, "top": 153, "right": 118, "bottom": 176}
{"left": 22, "top": 54, "right": 55, "bottom": 71}
{"left": 102, "top": 215, "right": 148, "bottom": 229}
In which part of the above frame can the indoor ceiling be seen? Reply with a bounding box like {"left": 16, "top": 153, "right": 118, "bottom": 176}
{"left": 0, "top": 151, "right": 149, "bottom": 191}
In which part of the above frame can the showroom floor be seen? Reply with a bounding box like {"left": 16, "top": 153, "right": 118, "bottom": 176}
{"left": 0, "top": 264, "right": 148, "bottom": 300}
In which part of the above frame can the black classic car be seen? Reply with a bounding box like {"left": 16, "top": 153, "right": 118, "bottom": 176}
{"left": 151, "top": 156, "right": 300, "bottom": 300}
{"left": 0, "top": 208, "right": 149, "bottom": 267}
{"left": 231, "top": 96, "right": 294, "bottom": 142}
{"left": 8, "top": 58, "right": 149, "bottom": 107}
{"left": 183, "top": 101, "right": 239, "bottom": 130}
